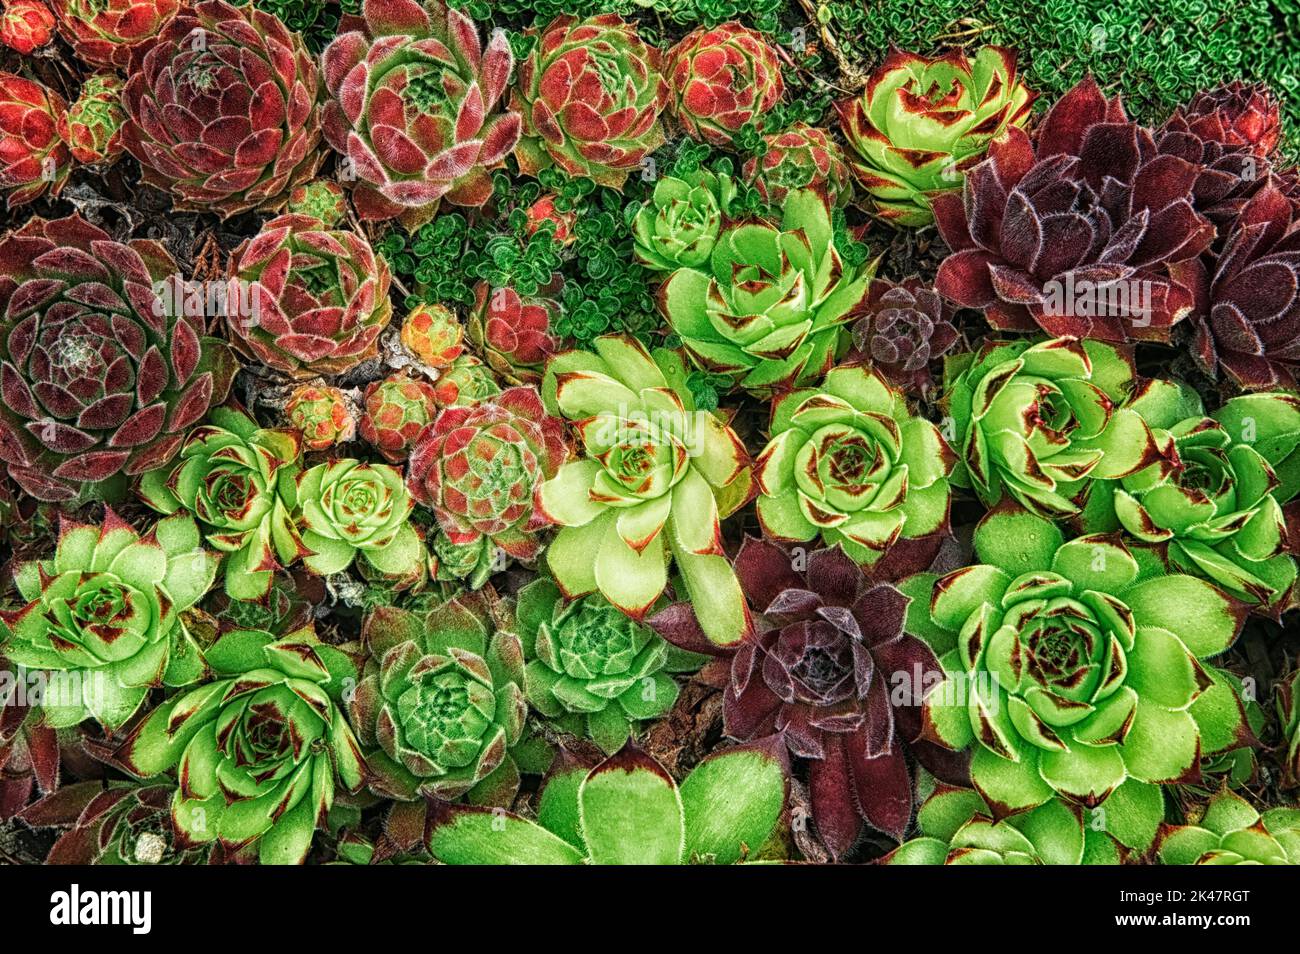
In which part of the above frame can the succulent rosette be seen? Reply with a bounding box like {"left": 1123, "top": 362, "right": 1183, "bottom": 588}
{"left": 139, "top": 407, "right": 307, "bottom": 602}
{"left": 432, "top": 354, "right": 501, "bottom": 408}
{"left": 1157, "top": 788, "right": 1300, "bottom": 864}
{"left": 121, "top": 1, "right": 324, "bottom": 217}
{"left": 408, "top": 385, "right": 566, "bottom": 563}
{"left": 116, "top": 627, "right": 365, "bottom": 865}
{"left": 348, "top": 592, "right": 526, "bottom": 803}
{"left": 0, "top": 214, "right": 237, "bottom": 503}
{"left": 539, "top": 336, "right": 752, "bottom": 646}
{"left": 743, "top": 122, "right": 854, "bottom": 209}
{"left": 886, "top": 784, "right": 1121, "bottom": 865}
{"left": 1081, "top": 384, "right": 1300, "bottom": 609}
{"left": 754, "top": 364, "right": 955, "bottom": 572}
{"left": 401, "top": 302, "right": 464, "bottom": 369}
{"left": 933, "top": 78, "right": 1214, "bottom": 343}
{"left": 835, "top": 46, "right": 1033, "bottom": 227}
{"left": 633, "top": 167, "right": 737, "bottom": 272}
{"left": 0, "top": 657, "right": 60, "bottom": 820}
{"left": 944, "top": 337, "right": 1169, "bottom": 519}
{"left": 652, "top": 538, "right": 965, "bottom": 858}
{"left": 226, "top": 213, "right": 393, "bottom": 379}
{"left": 427, "top": 742, "right": 786, "bottom": 865}
{"left": 904, "top": 506, "right": 1253, "bottom": 848}
{"left": 660, "top": 188, "right": 873, "bottom": 395}
{"left": 525, "top": 194, "right": 576, "bottom": 244}
{"left": 286, "top": 179, "right": 348, "bottom": 228}
{"left": 298, "top": 458, "right": 425, "bottom": 580}
{"left": 51, "top": 0, "right": 179, "bottom": 68}
{"left": 850, "top": 276, "right": 959, "bottom": 396}
{"left": 0, "top": 72, "right": 71, "bottom": 209}
{"left": 321, "top": 0, "right": 521, "bottom": 226}
{"left": 518, "top": 577, "right": 701, "bottom": 753}
{"left": 58, "top": 73, "right": 127, "bottom": 166}
{"left": 1, "top": 0, "right": 55, "bottom": 54}
{"left": 665, "top": 22, "right": 784, "bottom": 146}
{"left": 513, "top": 14, "right": 668, "bottom": 189}
{"left": 1177, "top": 82, "right": 1282, "bottom": 158}
{"left": 428, "top": 529, "right": 499, "bottom": 590}
{"left": 359, "top": 372, "right": 440, "bottom": 462}
{"left": 1, "top": 510, "right": 218, "bottom": 730}
{"left": 466, "top": 283, "right": 559, "bottom": 384}
{"left": 285, "top": 384, "right": 354, "bottom": 451}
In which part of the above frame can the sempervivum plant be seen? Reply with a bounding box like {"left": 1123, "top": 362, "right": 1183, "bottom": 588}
{"left": 285, "top": 384, "right": 354, "bottom": 451}
{"left": 539, "top": 336, "right": 752, "bottom": 646}
{"left": 660, "top": 188, "right": 873, "bottom": 396}
{"left": 835, "top": 46, "right": 1033, "bottom": 227}
{"left": 287, "top": 179, "right": 347, "bottom": 228}
{"left": 0, "top": 72, "right": 71, "bottom": 209}
{"left": 116, "top": 627, "right": 365, "bottom": 865}
{"left": 652, "top": 538, "right": 962, "bottom": 858}
{"left": 664, "top": 22, "right": 784, "bottom": 146}
{"left": 322, "top": 0, "right": 520, "bottom": 226}
{"left": 0, "top": 215, "right": 237, "bottom": 503}
{"left": 886, "top": 785, "right": 1120, "bottom": 865}
{"left": 139, "top": 407, "right": 306, "bottom": 601}
{"left": 347, "top": 593, "right": 526, "bottom": 803}
{"left": 432, "top": 354, "right": 501, "bottom": 408}
{"left": 51, "top": 0, "right": 178, "bottom": 68}
{"left": 850, "top": 276, "right": 959, "bottom": 396}
{"left": 1157, "top": 789, "right": 1300, "bottom": 864}
{"left": 1, "top": 0, "right": 55, "bottom": 54}
{"left": 298, "top": 459, "right": 425, "bottom": 580}
{"left": 513, "top": 14, "right": 668, "bottom": 189}
{"left": 466, "top": 283, "right": 559, "bottom": 384}
{"left": 359, "top": 372, "right": 439, "bottom": 463}
{"left": 0, "top": 656, "right": 60, "bottom": 820}
{"left": 58, "top": 74, "right": 127, "bottom": 166}
{"left": 754, "top": 364, "right": 955, "bottom": 572}
{"left": 517, "top": 577, "right": 700, "bottom": 753}
{"left": 401, "top": 303, "right": 464, "bottom": 370}
{"left": 1, "top": 510, "right": 218, "bottom": 730}
{"left": 633, "top": 167, "right": 737, "bottom": 272}
{"left": 407, "top": 386, "right": 567, "bottom": 567}
{"left": 904, "top": 505, "right": 1253, "bottom": 851}
{"left": 944, "top": 338, "right": 1168, "bottom": 519}
{"left": 427, "top": 742, "right": 786, "bottom": 864}
{"left": 743, "top": 122, "right": 854, "bottom": 209}
{"left": 226, "top": 213, "right": 394, "bottom": 379}
{"left": 1082, "top": 385, "right": 1300, "bottom": 610}
{"left": 933, "top": 78, "right": 1215, "bottom": 343}
{"left": 121, "top": 1, "right": 324, "bottom": 217}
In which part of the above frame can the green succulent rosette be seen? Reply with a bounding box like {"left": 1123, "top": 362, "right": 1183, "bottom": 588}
{"left": 633, "top": 168, "right": 737, "bottom": 272}
{"left": 1082, "top": 386, "right": 1300, "bottom": 609}
{"left": 139, "top": 406, "right": 306, "bottom": 601}
{"left": 1157, "top": 788, "right": 1300, "bottom": 864}
{"left": 754, "top": 363, "right": 954, "bottom": 568}
{"left": 659, "top": 188, "right": 873, "bottom": 396}
{"left": 116, "top": 627, "right": 365, "bottom": 865}
{"left": 517, "top": 577, "right": 703, "bottom": 753}
{"left": 347, "top": 592, "right": 528, "bottom": 804}
{"left": 944, "top": 337, "right": 1168, "bottom": 519}
{"left": 901, "top": 506, "right": 1253, "bottom": 853}
{"left": 297, "top": 459, "right": 426, "bottom": 581}
{"left": 539, "top": 336, "right": 752, "bottom": 646}
{"left": 2, "top": 510, "right": 217, "bottom": 729}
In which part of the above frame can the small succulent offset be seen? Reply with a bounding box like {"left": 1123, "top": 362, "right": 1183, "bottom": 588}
{"left": 322, "top": 0, "right": 520, "bottom": 226}
{"left": 664, "top": 21, "right": 784, "bottom": 146}
{"left": 836, "top": 47, "right": 1033, "bottom": 227}
{"left": 297, "top": 458, "right": 425, "bottom": 580}
{"left": 754, "top": 364, "right": 954, "bottom": 571}
{"left": 0, "top": 72, "right": 71, "bottom": 208}
{"left": 1082, "top": 385, "right": 1300, "bottom": 610}
{"left": 850, "top": 276, "right": 959, "bottom": 396}
{"left": 432, "top": 354, "right": 501, "bottom": 409}
{"left": 0, "top": 0, "right": 55, "bottom": 54}
{"left": 58, "top": 73, "right": 127, "bottom": 166}
{"left": 139, "top": 407, "right": 306, "bottom": 601}
{"left": 426, "top": 743, "right": 786, "bottom": 865}
{"left": 401, "top": 303, "right": 464, "bottom": 370}
{"left": 1157, "top": 788, "right": 1300, "bottom": 864}
{"left": 0, "top": 214, "right": 237, "bottom": 504}
{"left": 285, "top": 384, "right": 355, "bottom": 451}
{"left": 116, "top": 627, "right": 365, "bottom": 865}
{"left": 49, "top": 0, "right": 179, "bottom": 68}
{"left": 518, "top": 577, "right": 699, "bottom": 753}
{"left": 359, "top": 372, "right": 440, "bottom": 463}
{"left": 466, "top": 283, "right": 559, "bottom": 385}
{"left": 121, "top": 1, "right": 324, "bottom": 217}
{"left": 943, "top": 338, "right": 1167, "bottom": 519}
{"left": 905, "top": 506, "right": 1252, "bottom": 849}
{"left": 407, "top": 386, "right": 567, "bottom": 566}
{"left": 226, "top": 213, "right": 394, "bottom": 379}
{"left": 660, "top": 188, "right": 873, "bottom": 396}
{"left": 633, "top": 167, "right": 738, "bottom": 272}
{"left": 0, "top": 655, "right": 60, "bottom": 820}
{"left": 539, "top": 336, "right": 752, "bottom": 646}
{"left": 743, "top": 122, "right": 854, "bottom": 210}
{"left": 1, "top": 510, "right": 217, "bottom": 730}
{"left": 513, "top": 14, "right": 668, "bottom": 189}
{"left": 286, "top": 179, "right": 348, "bottom": 228}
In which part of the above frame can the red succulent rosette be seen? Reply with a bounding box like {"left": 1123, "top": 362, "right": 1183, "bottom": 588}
{"left": 665, "top": 21, "right": 784, "bottom": 146}
{"left": 467, "top": 282, "right": 558, "bottom": 385}
{"left": 52, "top": 0, "right": 180, "bottom": 68}
{"left": 849, "top": 276, "right": 959, "bottom": 396}
{"left": 1, "top": 0, "right": 55, "bottom": 54}
{"left": 0, "top": 72, "right": 71, "bottom": 209}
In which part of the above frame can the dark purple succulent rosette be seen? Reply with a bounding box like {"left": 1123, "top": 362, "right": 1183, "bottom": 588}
{"left": 849, "top": 276, "right": 959, "bottom": 397}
